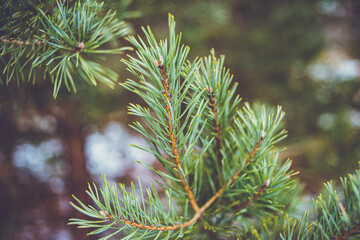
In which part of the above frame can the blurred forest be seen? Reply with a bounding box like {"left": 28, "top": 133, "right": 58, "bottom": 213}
{"left": 1, "top": 0, "right": 360, "bottom": 239}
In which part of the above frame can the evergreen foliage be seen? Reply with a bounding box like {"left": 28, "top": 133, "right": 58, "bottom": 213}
{"left": 282, "top": 165, "right": 360, "bottom": 239}
{"left": 69, "top": 15, "right": 360, "bottom": 239}
{"left": 0, "top": 0, "right": 132, "bottom": 97}
{"left": 2, "top": 1, "right": 359, "bottom": 238}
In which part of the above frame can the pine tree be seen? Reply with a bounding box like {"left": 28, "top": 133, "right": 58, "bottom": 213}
{"left": 0, "top": 0, "right": 132, "bottom": 97}
{"left": 68, "top": 15, "right": 360, "bottom": 239}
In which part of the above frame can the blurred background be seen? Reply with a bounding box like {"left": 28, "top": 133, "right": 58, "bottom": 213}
{"left": 1, "top": 0, "right": 360, "bottom": 239}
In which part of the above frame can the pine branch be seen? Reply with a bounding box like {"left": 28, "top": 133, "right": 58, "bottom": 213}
{"left": 281, "top": 164, "right": 360, "bottom": 239}
{"left": 186, "top": 49, "right": 241, "bottom": 189}
{"left": 0, "top": 37, "right": 87, "bottom": 53}
{"left": 0, "top": 0, "right": 132, "bottom": 97}
{"left": 85, "top": 141, "right": 270, "bottom": 235}
{"left": 234, "top": 179, "right": 270, "bottom": 211}
{"left": 0, "top": 38, "right": 46, "bottom": 46}
{"left": 122, "top": 15, "right": 209, "bottom": 213}
{"left": 70, "top": 15, "right": 301, "bottom": 239}
{"left": 201, "top": 133, "right": 264, "bottom": 211}
{"left": 99, "top": 210, "right": 194, "bottom": 231}
{"left": 69, "top": 178, "right": 187, "bottom": 239}
{"left": 206, "top": 85, "right": 222, "bottom": 167}
{"left": 155, "top": 58, "right": 200, "bottom": 213}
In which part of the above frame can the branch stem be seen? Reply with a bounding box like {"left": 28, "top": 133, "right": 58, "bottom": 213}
{"left": 332, "top": 223, "right": 360, "bottom": 240}
{"left": 102, "top": 136, "right": 264, "bottom": 232}
{"left": 233, "top": 179, "right": 270, "bottom": 211}
{"left": 104, "top": 211, "right": 197, "bottom": 231}
{"left": 157, "top": 60, "right": 200, "bottom": 213}
{"left": 192, "top": 136, "right": 264, "bottom": 222}
{"left": 0, "top": 38, "right": 85, "bottom": 52}
{"left": 0, "top": 37, "right": 46, "bottom": 46}
{"left": 207, "top": 87, "right": 222, "bottom": 167}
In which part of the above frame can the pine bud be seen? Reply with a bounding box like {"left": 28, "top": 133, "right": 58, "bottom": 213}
{"left": 100, "top": 211, "right": 109, "bottom": 218}
{"left": 264, "top": 179, "right": 270, "bottom": 187}
{"left": 261, "top": 130, "right": 266, "bottom": 140}
{"left": 78, "top": 42, "right": 85, "bottom": 50}
{"left": 159, "top": 54, "right": 164, "bottom": 66}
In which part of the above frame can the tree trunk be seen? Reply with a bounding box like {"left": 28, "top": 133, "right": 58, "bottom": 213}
{"left": 57, "top": 102, "right": 92, "bottom": 239}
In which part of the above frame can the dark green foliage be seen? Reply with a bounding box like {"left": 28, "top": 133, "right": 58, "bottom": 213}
{"left": 0, "top": 0, "right": 131, "bottom": 97}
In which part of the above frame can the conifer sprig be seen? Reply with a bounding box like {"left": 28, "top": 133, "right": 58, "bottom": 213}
{"left": 281, "top": 164, "right": 360, "bottom": 240}
{"left": 0, "top": 0, "right": 132, "bottom": 97}
{"left": 69, "top": 177, "right": 187, "bottom": 240}
{"left": 70, "top": 14, "right": 301, "bottom": 239}
{"left": 121, "top": 15, "right": 206, "bottom": 213}
{"left": 185, "top": 50, "right": 241, "bottom": 188}
{"left": 69, "top": 13, "right": 360, "bottom": 240}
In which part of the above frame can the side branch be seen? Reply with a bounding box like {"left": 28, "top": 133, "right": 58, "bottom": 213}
{"left": 196, "top": 134, "right": 265, "bottom": 217}
{"left": 95, "top": 136, "right": 265, "bottom": 234}
{"left": 97, "top": 122, "right": 266, "bottom": 233}
{"left": 0, "top": 37, "right": 46, "bottom": 46}
{"left": 155, "top": 56, "right": 200, "bottom": 213}
{"left": 102, "top": 210, "right": 198, "bottom": 231}
{"left": 206, "top": 86, "right": 222, "bottom": 167}
{"left": 0, "top": 38, "right": 86, "bottom": 52}
{"left": 233, "top": 179, "right": 270, "bottom": 211}
{"left": 332, "top": 222, "right": 360, "bottom": 240}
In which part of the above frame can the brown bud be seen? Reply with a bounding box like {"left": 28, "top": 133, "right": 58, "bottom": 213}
{"left": 78, "top": 42, "right": 85, "bottom": 49}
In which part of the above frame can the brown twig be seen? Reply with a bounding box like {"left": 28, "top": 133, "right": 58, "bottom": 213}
{"left": 228, "top": 131, "right": 270, "bottom": 210}
{"left": 234, "top": 179, "right": 270, "bottom": 211}
{"left": 206, "top": 86, "right": 222, "bottom": 167}
{"left": 196, "top": 135, "right": 264, "bottom": 212}
{"left": 101, "top": 210, "right": 198, "bottom": 231}
{"left": 0, "top": 37, "right": 46, "bottom": 46}
{"left": 331, "top": 222, "right": 360, "bottom": 239}
{"left": 0, "top": 38, "right": 85, "bottom": 52}
{"left": 155, "top": 55, "right": 200, "bottom": 213}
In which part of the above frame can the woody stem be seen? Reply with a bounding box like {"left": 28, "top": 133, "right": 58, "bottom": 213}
{"left": 158, "top": 64, "right": 200, "bottom": 213}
